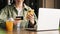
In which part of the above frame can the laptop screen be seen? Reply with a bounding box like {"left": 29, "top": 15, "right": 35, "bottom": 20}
{"left": 37, "top": 8, "right": 59, "bottom": 30}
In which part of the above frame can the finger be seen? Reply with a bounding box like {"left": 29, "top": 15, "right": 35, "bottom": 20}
{"left": 27, "top": 13, "right": 34, "bottom": 16}
{"left": 27, "top": 15, "right": 34, "bottom": 20}
{"left": 26, "top": 14, "right": 34, "bottom": 20}
{"left": 13, "top": 21, "right": 17, "bottom": 25}
{"left": 27, "top": 14, "right": 34, "bottom": 17}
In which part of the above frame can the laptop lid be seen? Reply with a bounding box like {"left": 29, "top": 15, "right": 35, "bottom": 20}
{"left": 37, "top": 8, "right": 59, "bottom": 30}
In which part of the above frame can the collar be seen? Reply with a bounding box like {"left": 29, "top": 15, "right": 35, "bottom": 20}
{"left": 12, "top": 3, "right": 28, "bottom": 11}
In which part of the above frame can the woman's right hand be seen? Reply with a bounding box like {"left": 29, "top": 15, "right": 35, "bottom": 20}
{"left": 13, "top": 19, "right": 22, "bottom": 25}
{"left": 13, "top": 20, "right": 17, "bottom": 25}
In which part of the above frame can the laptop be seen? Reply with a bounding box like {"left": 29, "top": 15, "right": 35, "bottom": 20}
{"left": 37, "top": 8, "right": 59, "bottom": 31}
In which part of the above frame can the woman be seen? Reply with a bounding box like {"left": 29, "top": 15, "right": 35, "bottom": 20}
{"left": 0, "top": 0, "right": 37, "bottom": 28}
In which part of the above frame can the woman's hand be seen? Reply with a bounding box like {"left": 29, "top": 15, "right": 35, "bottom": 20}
{"left": 13, "top": 19, "right": 22, "bottom": 25}
{"left": 26, "top": 9, "right": 35, "bottom": 24}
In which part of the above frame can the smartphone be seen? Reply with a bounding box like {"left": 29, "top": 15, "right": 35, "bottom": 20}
{"left": 15, "top": 16, "right": 23, "bottom": 20}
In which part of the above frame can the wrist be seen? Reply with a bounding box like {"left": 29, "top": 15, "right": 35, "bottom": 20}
{"left": 30, "top": 19, "right": 34, "bottom": 24}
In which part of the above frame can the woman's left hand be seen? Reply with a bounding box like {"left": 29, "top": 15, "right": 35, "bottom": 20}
{"left": 27, "top": 10, "right": 34, "bottom": 24}
{"left": 29, "top": 14, "right": 34, "bottom": 24}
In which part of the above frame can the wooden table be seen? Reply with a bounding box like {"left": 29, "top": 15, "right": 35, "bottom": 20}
{"left": 0, "top": 28, "right": 37, "bottom": 34}
{"left": 0, "top": 28, "right": 59, "bottom": 34}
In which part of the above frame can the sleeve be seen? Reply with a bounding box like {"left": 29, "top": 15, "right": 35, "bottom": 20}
{"left": 28, "top": 20, "right": 36, "bottom": 28}
{"left": 0, "top": 6, "right": 8, "bottom": 29}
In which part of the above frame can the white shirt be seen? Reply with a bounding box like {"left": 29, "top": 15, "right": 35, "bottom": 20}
{"left": 16, "top": 8, "right": 22, "bottom": 16}
{"left": 16, "top": 8, "right": 23, "bottom": 28}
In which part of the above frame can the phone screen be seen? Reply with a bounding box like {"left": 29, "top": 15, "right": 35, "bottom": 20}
{"left": 15, "top": 16, "right": 23, "bottom": 20}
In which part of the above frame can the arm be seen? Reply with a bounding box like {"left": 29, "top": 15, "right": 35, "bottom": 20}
{"left": 28, "top": 11, "right": 37, "bottom": 28}
{"left": 0, "top": 6, "right": 8, "bottom": 29}
{"left": 23, "top": 4, "right": 38, "bottom": 28}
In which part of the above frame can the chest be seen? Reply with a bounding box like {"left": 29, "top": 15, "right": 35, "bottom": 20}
{"left": 7, "top": 9, "right": 28, "bottom": 20}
